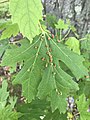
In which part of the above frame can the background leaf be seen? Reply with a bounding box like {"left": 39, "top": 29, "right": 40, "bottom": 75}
{"left": 17, "top": 99, "right": 49, "bottom": 120}
{"left": 76, "top": 94, "right": 90, "bottom": 120}
{"left": 55, "top": 19, "right": 69, "bottom": 30}
{"left": 0, "top": 80, "right": 9, "bottom": 109}
{"left": 0, "top": 105, "right": 21, "bottom": 120}
{"left": 0, "top": 39, "right": 8, "bottom": 58}
{"left": 65, "top": 37, "right": 80, "bottom": 55}
{"left": 0, "top": 23, "right": 19, "bottom": 40}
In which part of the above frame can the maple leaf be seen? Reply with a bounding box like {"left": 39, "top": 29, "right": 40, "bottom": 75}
{"left": 65, "top": 37, "right": 80, "bottom": 55}
{"left": 0, "top": 22, "right": 19, "bottom": 40}
{"left": 76, "top": 94, "right": 90, "bottom": 120}
{"left": 50, "top": 39, "right": 88, "bottom": 79}
{"left": 10, "top": 0, "right": 43, "bottom": 41}
{"left": 1, "top": 34, "right": 87, "bottom": 114}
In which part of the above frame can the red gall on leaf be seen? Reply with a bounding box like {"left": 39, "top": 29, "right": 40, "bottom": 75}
{"left": 48, "top": 37, "right": 51, "bottom": 40}
{"left": 41, "top": 57, "right": 45, "bottom": 61}
{"left": 53, "top": 63, "right": 56, "bottom": 67}
{"left": 57, "top": 40, "right": 61, "bottom": 43}
{"left": 86, "top": 76, "right": 89, "bottom": 78}
{"left": 51, "top": 34, "right": 54, "bottom": 39}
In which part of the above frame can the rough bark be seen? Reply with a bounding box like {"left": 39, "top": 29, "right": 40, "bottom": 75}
{"left": 42, "top": 0, "right": 90, "bottom": 37}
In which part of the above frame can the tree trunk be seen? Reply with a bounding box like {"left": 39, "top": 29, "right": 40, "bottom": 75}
{"left": 43, "top": 0, "right": 90, "bottom": 37}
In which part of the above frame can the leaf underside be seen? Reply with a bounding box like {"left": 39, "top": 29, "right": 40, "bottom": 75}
{"left": 2, "top": 36, "right": 88, "bottom": 113}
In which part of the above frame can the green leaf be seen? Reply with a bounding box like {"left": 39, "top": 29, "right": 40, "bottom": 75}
{"left": 9, "top": 96, "right": 18, "bottom": 109}
{"left": 51, "top": 90, "right": 67, "bottom": 114}
{"left": 55, "top": 19, "right": 69, "bottom": 30}
{"left": 13, "top": 41, "right": 45, "bottom": 102}
{"left": 55, "top": 66, "right": 79, "bottom": 91}
{"left": 50, "top": 39, "right": 88, "bottom": 79}
{"left": 65, "top": 37, "right": 80, "bottom": 55}
{"left": 0, "top": 80, "right": 21, "bottom": 120}
{"left": 0, "top": 105, "right": 21, "bottom": 120}
{"left": 0, "top": 80, "right": 9, "bottom": 109}
{"left": 1, "top": 39, "right": 35, "bottom": 67}
{"left": 46, "top": 14, "right": 57, "bottom": 28}
{"left": 37, "top": 66, "right": 55, "bottom": 99}
{"left": 2, "top": 37, "right": 47, "bottom": 102}
{"left": 2, "top": 35, "right": 79, "bottom": 113}
{"left": 83, "top": 60, "right": 90, "bottom": 69}
{"left": 76, "top": 94, "right": 90, "bottom": 120}
{"left": 52, "top": 110, "right": 67, "bottom": 120}
{"left": 50, "top": 65, "right": 79, "bottom": 113}
{"left": 0, "top": 23, "right": 19, "bottom": 40}
{"left": 17, "top": 99, "right": 49, "bottom": 120}
{"left": 84, "top": 81, "right": 90, "bottom": 98}
{"left": 43, "top": 110, "right": 67, "bottom": 120}
{"left": 10, "top": 0, "right": 43, "bottom": 41}
{"left": 0, "top": 20, "right": 11, "bottom": 30}
{"left": 81, "top": 34, "right": 90, "bottom": 51}
{"left": 0, "top": 0, "right": 9, "bottom": 18}
{"left": 0, "top": 39, "right": 8, "bottom": 58}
